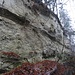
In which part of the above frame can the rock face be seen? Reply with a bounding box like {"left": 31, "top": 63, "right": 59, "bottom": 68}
{"left": 0, "top": 0, "right": 72, "bottom": 74}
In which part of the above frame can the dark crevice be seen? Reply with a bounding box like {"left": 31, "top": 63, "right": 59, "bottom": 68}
{"left": 0, "top": 19, "right": 3, "bottom": 21}
{"left": 41, "top": 29, "right": 56, "bottom": 41}
{"left": 0, "top": 7, "right": 30, "bottom": 25}
{"left": 0, "top": 69, "right": 8, "bottom": 74}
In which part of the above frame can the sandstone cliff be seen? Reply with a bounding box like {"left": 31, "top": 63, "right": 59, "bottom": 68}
{"left": 0, "top": 0, "right": 74, "bottom": 74}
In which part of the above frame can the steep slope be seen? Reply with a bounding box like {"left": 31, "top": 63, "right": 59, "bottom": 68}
{"left": 0, "top": 0, "right": 74, "bottom": 75}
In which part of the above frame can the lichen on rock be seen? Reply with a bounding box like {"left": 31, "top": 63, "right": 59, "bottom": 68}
{"left": 0, "top": 0, "right": 74, "bottom": 75}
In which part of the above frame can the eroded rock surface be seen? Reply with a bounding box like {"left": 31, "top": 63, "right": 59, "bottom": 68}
{"left": 0, "top": 0, "right": 74, "bottom": 74}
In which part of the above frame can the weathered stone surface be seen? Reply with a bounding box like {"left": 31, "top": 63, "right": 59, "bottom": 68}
{"left": 0, "top": 0, "right": 72, "bottom": 74}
